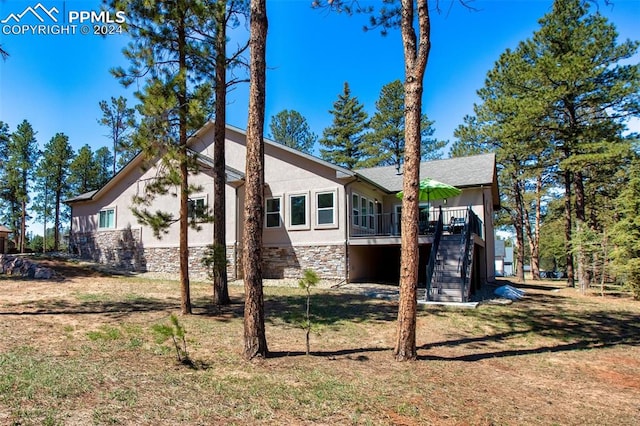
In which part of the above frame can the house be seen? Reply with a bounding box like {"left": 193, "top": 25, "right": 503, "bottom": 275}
{"left": 66, "top": 123, "right": 499, "bottom": 301}
{"left": 495, "top": 239, "right": 514, "bottom": 277}
{"left": 495, "top": 239, "right": 506, "bottom": 276}
{"left": 0, "top": 225, "right": 10, "bottom": 254}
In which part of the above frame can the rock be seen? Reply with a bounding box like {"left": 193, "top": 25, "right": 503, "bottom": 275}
{"left": 0, "top": 255, "right": 58, "bottom": 280}
{"left": 34, "top": 268, "right": 52, "bottom": 279}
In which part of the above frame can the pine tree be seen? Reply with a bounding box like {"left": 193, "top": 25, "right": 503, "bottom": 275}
{"left": 69, "top": 145, "right": 100, "bottom": 194}
{"left": 453, "top": 0, "right": 640, "bottom": 288}
{"left": 611, "top": 155, "right": 640, "bottom": 299}
{"left": 111, "top": 0, "right": 218, "bottom": 314}
{"left": 455, "top": 45, "right": 550, "bottom": 282}
{"left": 243, "top": 0, "right": 269, "bottom": 360}
{"left": 450, "top": 115, "right": 492, "bottom": 158}
{"left": 98, "top": 96, "right": 137, "bottom": 173}
{"left": 6, "top": 120, "right": 40, "bottom": 253}
{"left": 94, "top": 147, "right": 114, "bottom": 187}
{"left": 364, "top": 79, "right": 444, "bottom": 169}
{"left": 315, "top": 0, "right": 432, "bottom": 361}
{"left": 523, "top": 0, "right": 639, "bottom": 290}
{"left": 319, "top": 82, "right": 369, "bottom": 169}
{"left": 208, "top": 0, "right": 250, "bottom": 307}
{"left": 33, "top": 133, "right": 74, "bottom": 251}
{"left": 269, "top": 109, "right": 317, "bottom": 154}
{"left": 0, "top": 121, "right": 16, "bottom": 235}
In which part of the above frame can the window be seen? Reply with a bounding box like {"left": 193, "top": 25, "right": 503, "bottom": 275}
{"left": 188, "top": 197, "right": 207, "bottom": 220}
{"left": 418, "top": 204, "right": 431, "bottom": 223}
{"left": 368, "top": 200, "right": 375, "bottom": 230}
{"left": 394, "top": 205, "right": 402, "bottom": 235}
{"left": 360, "top": 196, "right": 367, "bottom": 227}
{"left": 352, "top": 194, "right": 359, "bottom": 227}
{"left": 99, "top": 208, "right": 115, "bottom": 229}
{"left": 265, "top": 197, "right": 281, "bottom": 228}
{"left": 288, "top": 193, "right": 308, "bottom": 229}
{"left": 316, "top": 191, "right": 336, "bottom": 226}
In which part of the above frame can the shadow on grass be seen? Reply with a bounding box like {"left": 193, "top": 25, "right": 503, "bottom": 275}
{"left": 193, "top": 292, "right": 397, "bottom": 325}
{"left": 263, "top": 289, "right": 639, "bottom": 362}
{"left": 5, "top": 278, "right": 637, "bottom": 363}
{"left": 0, "top": 297, "right": 178, "bottom": 319}
{"left": 509, "top": 282, "right": 564, "bottom": 291}
{"left": 265, "top": 293, "right": 398, "bottom": 326}
{"left": 268, "top": 347, "right": 390, "bottom": 360}
{"left": 192, "top": 296, "right": 245, "bottom": 321}
{"left": 417, "top": 296, "right": 640, "bottom": 361}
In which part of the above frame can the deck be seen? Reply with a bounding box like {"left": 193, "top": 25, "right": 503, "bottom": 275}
{"left": 348, "top": 207, "right": 482, "bottom": 244}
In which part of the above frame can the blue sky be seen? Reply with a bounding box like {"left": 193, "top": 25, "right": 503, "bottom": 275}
{"left": 1, "top": 0, "right": 639, "bottom": 159}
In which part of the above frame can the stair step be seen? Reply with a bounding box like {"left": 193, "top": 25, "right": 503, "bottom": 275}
{"left": 426, "top": 227, "right": 472, "bottom": 303}
{"left": 428, "top": 289, "right": 462, "bottom": 302}
{"left": 436, "top": 273, "right": 460, "bottom": 280}
{"left": 435, "top": 284, "right": 464, "bottom": 291}
{"left": 437, "top": 263, "right": 460, "bottom": 268}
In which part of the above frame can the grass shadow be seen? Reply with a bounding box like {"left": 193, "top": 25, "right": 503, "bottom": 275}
{"left": 1, "top": 297, "right": 178, "bottom": 319}
{"left": 268, "top": 346, "right": 391, "bottom": 360}
{"left": 417, "top": 290, "right": 640, "bottom": 361}
{"left": 264, "top": 292, "right": 397, "bottom": 326}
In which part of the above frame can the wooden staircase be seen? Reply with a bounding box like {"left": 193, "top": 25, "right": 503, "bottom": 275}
{"left": 427, "top": 236, "right": 467, "bottom": 302}
{"left": 425, "top": 207, "right": 477, "bottom": 303}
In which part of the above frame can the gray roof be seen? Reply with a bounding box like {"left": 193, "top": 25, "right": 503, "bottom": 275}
{"left": 355, "top": 153, "right": 497, "bottom": 193}
{"left": 188, "top": 149, "right": 245, "bottom": 182}
{"left": 64, "top": 190, "right": 98, "bottom": 204}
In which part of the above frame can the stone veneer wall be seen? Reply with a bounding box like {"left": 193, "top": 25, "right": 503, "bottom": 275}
{"left": 236, "top": 244, "right": 346, "bottom": 280}
{"left": 143, "top": 245, "right": 238, "bottom": 280}
{"left": 70, "top": 229, "right": 238, "bottom": 280}
{"left": 70, "top": 228, "right": 145, "bottom": 271}
{"left": 71, "top": 230, "right": 345, "bottom": 280}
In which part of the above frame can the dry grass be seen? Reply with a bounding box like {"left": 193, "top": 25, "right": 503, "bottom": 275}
{"left": 1, "top": 259, "right": 639, "bottom": 425}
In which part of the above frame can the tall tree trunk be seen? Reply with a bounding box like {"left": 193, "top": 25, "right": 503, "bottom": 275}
{"left": 600, "top": 230, "right": 608, "bottom": 297}
{"left": 213, "top": 0, "right": 231, "bottom": 305}
{"left": 574, "top": 171, "right": 590, "bottom": 294}
{"left": 394, "top": 0, "right": 430, "bottom": 362}
{"left": 178, "top": 11, "right": 191, "bottom": 315}
{"left": 243, "top": 0, "right": 268, "bottom": 360}
{"left": 20, "top": 200, "right": 26, "bottom": 253}
{"left": 179, "top": 153, "right": 191, "bottom": 315}
{"left": 563, "top": 169, "right": 575, "bottom": 287}
{"left": 513, "top": 175, "right": 525, "bottom": 282}
{"left": 12, "top": 204, "right": 19, "bottom": 247}
{"left": 526, "top": 174, "right": 542, "bottom": 280}
{"left": 54, "top": 190, "right": 61, "bottom": 251}
{"left": 43, "top": 180, "right": 48, "bottom": 254}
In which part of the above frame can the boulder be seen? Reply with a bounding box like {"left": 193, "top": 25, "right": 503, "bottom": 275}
{"left": 0, "top": 255, "right": 58, "bottom": 280}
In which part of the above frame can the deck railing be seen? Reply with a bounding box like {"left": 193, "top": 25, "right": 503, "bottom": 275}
{"left": 350, "top": 207, "right": 480, "bottom": 238}
{"left": 425, "top": 207, "right": 444, "bottom": 300}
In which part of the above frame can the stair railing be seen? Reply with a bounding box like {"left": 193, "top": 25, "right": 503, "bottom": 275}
{"left": 458, "top": 206, "right": 476, "bottom": 302}
{"left": 425, "top": 207, "right": 444, "bottom": 301}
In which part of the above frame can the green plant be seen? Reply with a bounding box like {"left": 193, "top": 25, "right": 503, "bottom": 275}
{"left": 298, "top": 269, "right": 320, "bottom": 355}
{"left": 87, "top": 326, "right": 122, "bottom": 341}
{"left": 152, "top": 314, "right": 191, "bottom": 365}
